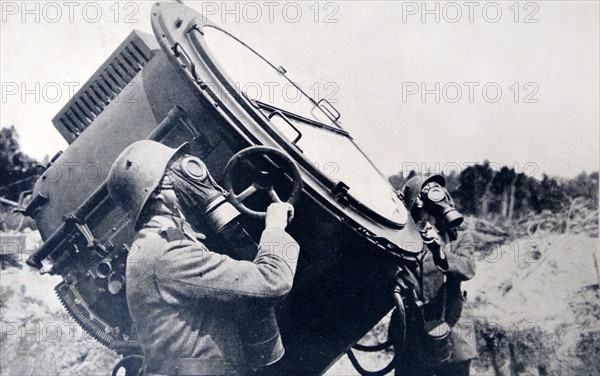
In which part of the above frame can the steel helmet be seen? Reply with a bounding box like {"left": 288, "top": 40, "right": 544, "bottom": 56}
{"left": 401, "top": 174, "right": 446, "bottom": 210}
{"left": 107, "top": 140, "right": 187, "bottom": 225}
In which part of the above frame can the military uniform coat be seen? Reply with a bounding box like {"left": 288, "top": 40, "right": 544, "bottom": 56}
{"left": 392, "top": 228, "right": 477, "bottom": 376}
{"left": 419, "top": 229, "right": 477, "bottom": 362}
{"left": 126, "top": 215, "right": 299, "bottom": 374}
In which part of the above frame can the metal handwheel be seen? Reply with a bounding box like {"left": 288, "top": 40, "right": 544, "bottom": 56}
{"left": 223, "top": 146, "right": 303, "bottom": 218}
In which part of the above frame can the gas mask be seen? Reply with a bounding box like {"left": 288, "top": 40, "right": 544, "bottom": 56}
{"left": 163, "top": 154, "right": 240, "bottom": 234}
{"left": 416, "top": 181, "right": 464, "bottom": 230}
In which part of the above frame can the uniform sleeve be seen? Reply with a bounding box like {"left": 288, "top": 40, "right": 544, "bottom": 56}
{"left": 155, "top": 228, "right": 300, "bottom": 303}
{"left": 443, "top": 230, "right": 476, "bottom": 281}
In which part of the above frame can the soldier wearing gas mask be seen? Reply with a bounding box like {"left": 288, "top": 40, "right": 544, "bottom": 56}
{"left": 390, "top": 174, "right": 476, "bottom": 376}
{"left": 107, "top": 140, "right": 300, "bottom": 376}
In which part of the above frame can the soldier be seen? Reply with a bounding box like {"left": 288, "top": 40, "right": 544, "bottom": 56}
{"left": 107, "top": 140, "right": 300, "bottom": 376}
{"left": 390, "top": 174, "right": 477, "bottom": 376}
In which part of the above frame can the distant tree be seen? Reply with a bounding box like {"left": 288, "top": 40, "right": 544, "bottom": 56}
{"left": 0, "top": 126, "right": 42, "bottom": 200}
{"left": 454, "top": 161, "right": 495, "bottom": 217}
{"left": 454, "top": 167, "right": 476, "bottom": 215}
{"left": 444, "top": 170, "right": 460, "bottom": 194}
{"left": 490, "top": 167, "right": 517, "bottom": 220}
{"left": 388, "top": 169, "right": 416, "bottom": 191}
{"left": 589, "top": 172, "right": 599, "bottom": 207}
{"left": 538, "top": 175, "right": 565, "bottom": 213}
{"left": 562, "top": 172, "right": 599, "bottom": 208}
{"left": 512, "top": 172, "right": 531, "bottom": 219}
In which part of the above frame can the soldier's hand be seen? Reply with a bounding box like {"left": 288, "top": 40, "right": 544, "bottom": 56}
{"left": 265, "top": 203, "right": 294, "bottom": 230}
{"left": 419, "top": 221, "right": 441, "bottom": 246}
{"left": 419, "top": 222, "right": 449, "bottom": 271}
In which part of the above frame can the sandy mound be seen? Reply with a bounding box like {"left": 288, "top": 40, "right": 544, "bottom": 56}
{"left": 465, "top": 234, "right": 599, "bottom": 376}
{"left": 0, "top": 231, "right": 119, "bottom": 376}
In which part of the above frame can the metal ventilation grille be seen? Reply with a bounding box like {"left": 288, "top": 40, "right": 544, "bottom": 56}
{"left": 53, "top": 31, "right": 158, "bottom": 143}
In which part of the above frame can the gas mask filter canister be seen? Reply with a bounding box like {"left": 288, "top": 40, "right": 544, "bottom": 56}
{"left": 424, "top": 320, "right": 453, "bottom": 363}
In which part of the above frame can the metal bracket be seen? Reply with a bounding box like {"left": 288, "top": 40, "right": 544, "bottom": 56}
{"left": 172, "top": 43, "right": 198, "bottom": 80}
{"left": 268, "top": 111, "right": 303, "bottom": 145}
{"left": 17, "top": 190, "right": 48, "bottom": 217}
{"left": 317, "top": 98, "right": 341, "bottom": 122}
{"left": 331, "top": 181, "right": 350, "bottom": 206}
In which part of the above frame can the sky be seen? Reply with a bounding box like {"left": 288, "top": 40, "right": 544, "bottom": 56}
{"left": 1, "top": 0, "right": 599, "bottom": 179}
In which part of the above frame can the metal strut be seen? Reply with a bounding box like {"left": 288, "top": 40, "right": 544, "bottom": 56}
{"left": 346, "top": 349, "right": 397, "bottom": 376}
{"left": 347, "top": 288, "right": 407, "bottom": 376}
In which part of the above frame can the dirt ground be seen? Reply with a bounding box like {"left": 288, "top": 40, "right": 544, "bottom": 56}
{"left": 0, "top": 230, "right": 118, "bottom": 376}
{"left": 1, "top": 231, "right": 599, "bottom": 376}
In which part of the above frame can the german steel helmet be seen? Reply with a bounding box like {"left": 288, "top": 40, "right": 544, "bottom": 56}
{"left": 107, "top": 140, "right": 187, "bottom": 224}
{"left": 402, "top": 174, "right": 446, "bottom": 210}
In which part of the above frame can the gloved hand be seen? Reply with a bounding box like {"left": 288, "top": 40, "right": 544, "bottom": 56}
{"left": 419, "top": 221, "right": 441, "bottom": 245}
{"left": 419, "top": 221, "right": 449, "bottom": 272}
{"left": 265, "top": 203, "right": 294, "bottom": 230}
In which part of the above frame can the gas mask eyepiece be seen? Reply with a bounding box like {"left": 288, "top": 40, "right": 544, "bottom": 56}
{"left": 166, "top": 154, "right": 240, "bottom": 234}
{"left": 180, "top": 156, "right": 208, "bottom": 180}
{"left": 420, "top": 182, "right": 464, "bottom": 229}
